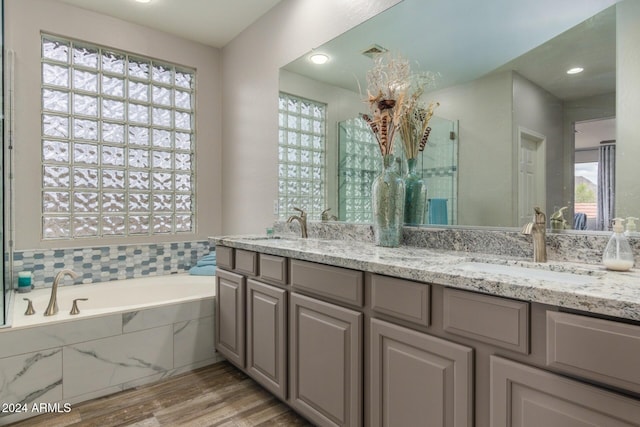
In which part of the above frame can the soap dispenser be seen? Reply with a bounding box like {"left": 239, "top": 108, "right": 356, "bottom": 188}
{"left": 602, "top": 218, "right": 634, "bottom": 271}
{"left": 625, "top": 217, "right": 639, "bottom": 237}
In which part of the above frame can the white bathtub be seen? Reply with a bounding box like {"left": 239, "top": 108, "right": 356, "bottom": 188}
{"left": 9, "top": 273, "right": 215, "bottom": 328}
{"left": 0, "top": 273, "right": 219, "bottom": 424}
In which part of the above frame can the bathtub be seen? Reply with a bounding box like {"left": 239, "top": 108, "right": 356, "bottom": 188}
{"left": 9, "top": 273, "right": 215, "bottom": 328}
{"left": 0, "top": 273, "right": 219, "bottom": 425}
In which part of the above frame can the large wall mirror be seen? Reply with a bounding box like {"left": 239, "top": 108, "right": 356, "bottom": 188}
{"left": 279, "top": 0, "right": 639, "bottom": 232}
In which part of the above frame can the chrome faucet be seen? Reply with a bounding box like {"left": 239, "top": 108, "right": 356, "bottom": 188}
{"left": 44, "top": 269, "right": 79, "bottom": 316}
{"left": 287, "top": 207, "right": 308, "bottom": 238}
{"left": 521, "top": 207, "right": 547, "bottom": 262}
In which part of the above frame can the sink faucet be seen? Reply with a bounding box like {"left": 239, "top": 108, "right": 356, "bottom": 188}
{"left": 44, "top": 269, "right": 79, "bottom": 316}
{"left": 521, "top": 207, "right": 547, "bottom": 262}
{"left": 321, "top": 208, "right": 338, "bottom": 222}
{"left": 287, "top": 207, "right": 308, "bottom": 238}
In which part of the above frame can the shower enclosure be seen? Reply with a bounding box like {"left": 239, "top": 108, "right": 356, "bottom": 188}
{"left": 338, "top": 115, "right": 458, "bottom": 225}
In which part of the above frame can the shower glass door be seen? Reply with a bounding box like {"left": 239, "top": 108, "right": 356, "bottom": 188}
{"left": 338, "top": 115, "right": 458, "bottom": 225}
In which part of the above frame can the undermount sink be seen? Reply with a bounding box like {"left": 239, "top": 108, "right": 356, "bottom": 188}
{"left": 454, "top": 261, "right": 601, "bottom": 285}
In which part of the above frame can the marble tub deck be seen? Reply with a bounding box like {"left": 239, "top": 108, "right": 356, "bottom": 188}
{"left": 212, "top": 235, "right": 640, "bottom": 322}
{"left": 0, "top": 275, "right": 218, "bottom": 425}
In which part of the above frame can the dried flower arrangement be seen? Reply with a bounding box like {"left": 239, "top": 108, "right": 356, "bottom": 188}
{"left": 362, "top": 54, "right": 439, "bottom": 158}
{"left": 361, "top": 54, "right": 412, "bottom": 156}
{"left": 399, "top": 99, "right": 439, "bottom": 160}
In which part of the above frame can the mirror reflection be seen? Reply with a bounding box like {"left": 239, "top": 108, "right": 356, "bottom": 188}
{"left": 279, "top": 0, "right": 638, "bottom": 231}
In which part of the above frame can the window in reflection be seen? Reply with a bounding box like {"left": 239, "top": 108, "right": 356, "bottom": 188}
{"left": 277, "top": 93, "right": 326, "bottom": 219}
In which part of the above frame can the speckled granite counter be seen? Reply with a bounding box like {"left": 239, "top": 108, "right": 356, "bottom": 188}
{"left": 211, "top": 235, "right": 640, "bottom": 322}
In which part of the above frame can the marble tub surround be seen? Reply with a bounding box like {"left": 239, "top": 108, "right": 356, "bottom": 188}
{"left": 212, "top": 235, "right": 640, "bottom": 322}
{"left": 0, "top": 278, "right": 218, "bottom": 425}
{"left": 274, "top": 221, "right": 640, "bottom": 266}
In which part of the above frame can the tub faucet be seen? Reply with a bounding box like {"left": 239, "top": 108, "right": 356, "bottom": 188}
{"left": 287, "top": 207, "right": 308, "bottom": 238}
{"left": 44, "top": 269, "right": 79, "bottom": 316}
{"left": 521, "top": 207, "right": 547, "bottom": 262}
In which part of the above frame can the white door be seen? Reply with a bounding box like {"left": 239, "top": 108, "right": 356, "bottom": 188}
{"left": 518, "top": 129, "right": 546, "bottom": 226}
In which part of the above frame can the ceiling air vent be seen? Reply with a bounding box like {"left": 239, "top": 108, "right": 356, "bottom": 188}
{"left": 362, "top": 44, "right": 388, "bottom": 58}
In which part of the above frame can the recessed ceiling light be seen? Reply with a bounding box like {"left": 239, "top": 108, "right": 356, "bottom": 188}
{"left": 309, "top": 53, "right": 329, "bottom": 65}
{"left": 566, "top": 67, "right": 584, "bottom": 75}
{"left": 135, "top": 0, "right": 152, "bottom": 3}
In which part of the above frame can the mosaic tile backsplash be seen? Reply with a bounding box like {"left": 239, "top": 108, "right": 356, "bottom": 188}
{"left": 12, "top": 241, "right": 210, "bottom": 289}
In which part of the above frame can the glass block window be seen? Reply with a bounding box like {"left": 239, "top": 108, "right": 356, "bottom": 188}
{"left": 278, "top": 93, "right": 326, "bottom": 220}
{"left": 338, "top": 117, "right": 381, "bottom": 222}
{"left": 40, "top": 34, "right": 195, "bottom": 239}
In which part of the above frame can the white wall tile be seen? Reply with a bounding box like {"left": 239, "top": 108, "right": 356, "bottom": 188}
{"left": 62, "top": 326, "right": 173, "bottom": 398}
{"left": 122, "top": 298, "right": 214, "bottom": 333}
{"left": 0, "top": 348, "right": 63, "bottom": 423}
{"left": 0, "top": 315, "right": 121, "bottom": 359}
{"left": 173, "top": 316, "right": 215, "bottom": 368}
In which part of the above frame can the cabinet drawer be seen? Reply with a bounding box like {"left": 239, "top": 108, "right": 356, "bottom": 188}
{"left": 235, "top": 249, "right": 259, "bottom": 276}
{"left": 370, "top": 274, "right": 430, "bottom": 327}
{"left": 491, "top": 356, "right": 640, "bottom": 427}
{"left": 216, "top": 246, "right": 234, "bottom": 270}
{"left": 290, "top": 259, "right": 363, "bottom": 307}
{"left": 547, "top": 311, "right": 640, "bottom": 394}
{"left": 260, "top": 254, "right": 288, "bottom": 286}
{"left": 443, "top": 288, "right": 529, "bottom": 354}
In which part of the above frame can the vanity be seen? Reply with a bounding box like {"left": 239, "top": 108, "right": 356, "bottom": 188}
{"left": 211, "top": 235, "right": 640, "bottom": 427}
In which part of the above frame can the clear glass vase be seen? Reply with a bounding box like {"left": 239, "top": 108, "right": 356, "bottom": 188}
{"left": 404, "top": 158, "right": 427, "bottom": 225}
{"left": 372, "top": 154, "right": 405, "bottom": 247}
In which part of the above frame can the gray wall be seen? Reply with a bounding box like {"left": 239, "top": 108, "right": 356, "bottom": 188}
{"left": 430, "top": 71, "right": 513, "bottom": 227}
{"left": 512, "top": 72, "right": 564, "bottom": 224}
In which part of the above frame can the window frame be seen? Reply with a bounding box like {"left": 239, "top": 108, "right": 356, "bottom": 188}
{"left": 40, "top": 33, "right": 197, "bottom": 239}
{"left": 277, "top": 92, "right": 327, "bottom": 220}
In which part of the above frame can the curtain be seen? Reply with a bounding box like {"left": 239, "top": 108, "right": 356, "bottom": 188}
{"left": 597, "top": 144, "right": 615, "bottom": 231}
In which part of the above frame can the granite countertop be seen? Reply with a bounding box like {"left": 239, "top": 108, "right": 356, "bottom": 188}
{"left": 211, "top": 235, "right": 640, "bottom": 322}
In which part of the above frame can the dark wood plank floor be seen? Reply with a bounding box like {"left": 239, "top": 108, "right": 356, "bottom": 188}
{"left": 8, "top": 361, "right": 313, "bottom": 427}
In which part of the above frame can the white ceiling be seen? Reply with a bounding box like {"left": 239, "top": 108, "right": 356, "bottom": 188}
{"left": 56, "top": 0, "right": 283, "bottom": 48}
{"left": 283, "top": 0, "right": 618, "bottom": 100}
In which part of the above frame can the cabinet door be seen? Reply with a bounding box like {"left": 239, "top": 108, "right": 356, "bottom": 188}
{"left": 491, "top": 356, "right": 640, "bottom": 427}
{"left": 289, "top": 292, "right": 362, "bottom": 427}
{"left": 370, "top": 318, "right": 473, "bottom": 427}
{"left": 246, "top": 279, "right": 287, "bottom": 400}
{"left": 215, "top": 269, "right": 245, "bottom": 368}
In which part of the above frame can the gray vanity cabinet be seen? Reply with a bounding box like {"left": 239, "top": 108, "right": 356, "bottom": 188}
{"left": 246, "top": 279, "right": 287, "bottom": 400}
{"left": 370, "top": 318, "right": 473, "bottom": 427}
{"left": 289, "top": 292, "right": 363, "bottom": 427}
{"left": 214, "top": 244, "right": 640, "bottom": 427}
{"left": 214, "top": 269, "right": 245, "bottom": 368}
{"left": 491, "top": 356, "right": 640, "bottom": 426}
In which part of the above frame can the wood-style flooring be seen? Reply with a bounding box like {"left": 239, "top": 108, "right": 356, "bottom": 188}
{"left": 8, "top": 361, "right": 313, "bottom": 427}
